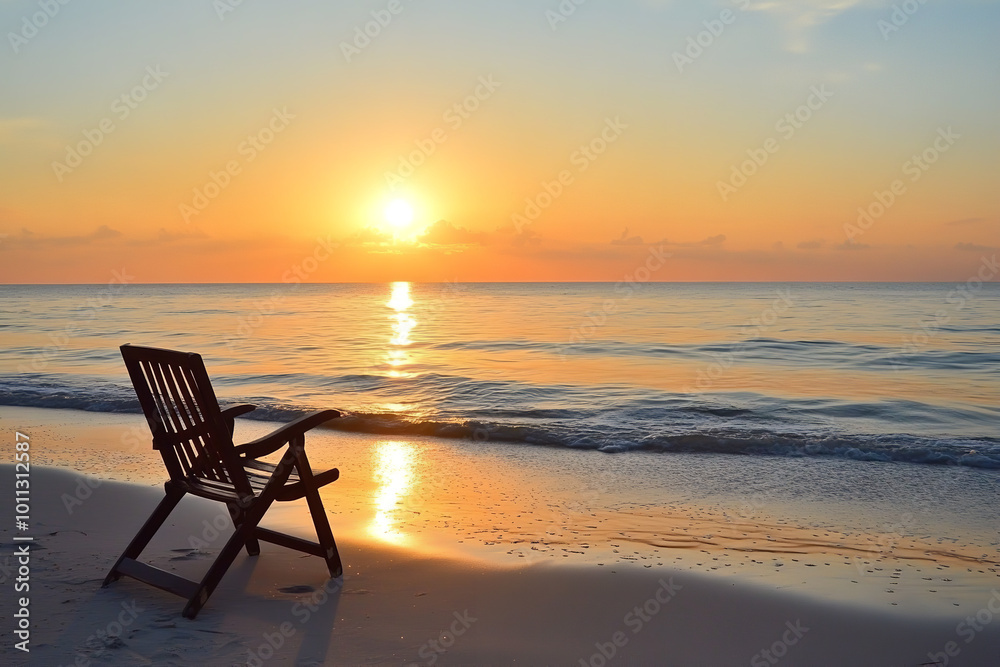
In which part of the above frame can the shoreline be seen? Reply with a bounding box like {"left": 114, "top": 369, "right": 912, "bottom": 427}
{"left": 4, "top": 465, "right": 1000, "bottom": 665}
{"left": 2, "top": 405, "right": 1000, "bottom": 664}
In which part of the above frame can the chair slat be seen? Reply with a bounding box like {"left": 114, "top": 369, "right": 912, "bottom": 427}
{"left": 148, "top": 360, "right": 184, "bottom": 434}
{"left": 148, "top": 360, "right": 203, "bottom": 477}
{"left": 179, "top": 365, "right": 231, "bottom": 484}
{"left": 164, "top": 364, "right": 207, "bottom": 479}
{"left": 142, "top": 360, "right": 196, "bottom": 474}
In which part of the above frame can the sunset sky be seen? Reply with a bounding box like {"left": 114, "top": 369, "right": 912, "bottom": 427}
{"left": 1, "top": 0, "right": 998, "bottom": 282}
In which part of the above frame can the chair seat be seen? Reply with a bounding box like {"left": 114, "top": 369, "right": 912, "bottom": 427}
{"left": 182, "top": 460, "right": 340, "bottom": 503}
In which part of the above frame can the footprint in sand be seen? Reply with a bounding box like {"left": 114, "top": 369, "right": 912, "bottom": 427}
{"left": 278, "top": 585, "right": 316, "bottom": 594}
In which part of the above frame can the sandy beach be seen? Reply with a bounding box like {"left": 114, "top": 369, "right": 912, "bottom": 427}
{"left": 2, "top": 406, "right": 999, "bottom": 666}
{"left": 5, "top": 0, "right": 1000, "bottom": 662}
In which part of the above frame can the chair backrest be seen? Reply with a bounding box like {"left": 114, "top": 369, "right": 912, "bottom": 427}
{"left": 121, "top": 344, "right": 252, "bottom": 497}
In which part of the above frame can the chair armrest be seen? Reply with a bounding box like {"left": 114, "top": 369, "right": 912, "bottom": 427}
{"left": 221, "top": 404, "right": 257, "bottom": 437}
{"left": 234, "top": 409, "right": 340, "bottom": 459}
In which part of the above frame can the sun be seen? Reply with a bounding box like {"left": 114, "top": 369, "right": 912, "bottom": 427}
{"left": 384, "top": 199, "right": 414, "bottom": 230}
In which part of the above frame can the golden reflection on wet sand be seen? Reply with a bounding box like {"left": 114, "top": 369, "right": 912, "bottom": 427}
{"left": 368, "top": 440, "right": 418, "bottom": 545}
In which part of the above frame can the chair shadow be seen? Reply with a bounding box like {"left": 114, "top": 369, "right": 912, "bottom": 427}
{"left": 218, "top": 547, "right": 344, "bottom": 664}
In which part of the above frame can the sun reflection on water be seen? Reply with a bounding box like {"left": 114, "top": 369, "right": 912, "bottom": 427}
{"left": 385, "top": 282, "right": 417, "bottom": 377}
{"left": 387, "top": 281, "right": 413, "bottom": 312}
{"left": 369, "top": 440, "right": 417, "bottom": 544}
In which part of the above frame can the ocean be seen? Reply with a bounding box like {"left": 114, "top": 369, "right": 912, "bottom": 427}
{"left": 2, "top": 282, "right": 998, "bottom": 470}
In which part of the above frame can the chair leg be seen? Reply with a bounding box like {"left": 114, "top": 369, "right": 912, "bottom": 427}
{"left": 305, "top": 484, "right": 343, "bottom": 578}
{"left": 184, "top": 456, "right": 296, "bottom": 619}
{"left": 292, "top": 442, "right": 343, "bottom": 578}
{"left": 182, "top": 517, "right": 259, "bottom": 619}
{"left": 228, "top": 502, "right": 261, "bottom": 557}
{"left": 103, "top": 486, "right": 185, "bottom": 587}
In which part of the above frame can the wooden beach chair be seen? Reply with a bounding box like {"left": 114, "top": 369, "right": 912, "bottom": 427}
{"left": 103, "top": 344, "right": 344, "bottom": 619}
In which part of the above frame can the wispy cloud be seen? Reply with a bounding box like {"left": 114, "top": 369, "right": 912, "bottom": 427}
{"left": 945, "top": 217, "right": 996, "bottom": 227}
{"left": 0, "top": 117, "right": 47, "bottom": 145}
{"left": 955, "top": 242, "right": 998, "bottom": 252}
{"left": 419, "top": 220, "right": 488, "bottom": 247}
{"left": 749, "top": 0, "right": 876, "bottom": 53}
{"left": 835, "top": 240, "right": 870, "bottom": 251}
{"left": 0, "top": 225, "right": 122, "bottom": 250}
{"left": 655, "top": 234, "right": 727, "bottom": 248}
{"left": 610, "top": 227, "right": 645, "bottom": 246}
